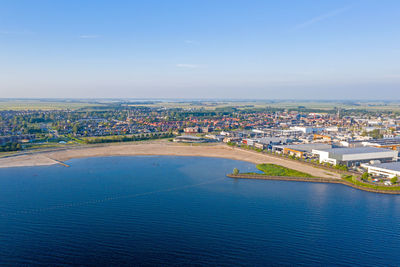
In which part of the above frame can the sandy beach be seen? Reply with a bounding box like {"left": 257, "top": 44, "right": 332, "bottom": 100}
{"left": 0, "top": 142, "right": 340, "bottom": 178}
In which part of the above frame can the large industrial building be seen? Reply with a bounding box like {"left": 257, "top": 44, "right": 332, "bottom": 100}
{"left": 312, "top": 147, "right": 398, "bottom": 166}
{"left": 272, "top": 143, "right": 332, "bottom": 158}
{"left": 361, "top": 162, "right": 400, "bottom": 178}
{"left": 290, "top": 126, "right": 325, "bottom": 134}
{"left": 362, "top": 138, "right": 400, "bottom": 150}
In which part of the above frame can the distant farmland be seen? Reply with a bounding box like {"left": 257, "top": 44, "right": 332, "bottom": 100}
{"left": 0, "top": 100, "right": 104, "bottom": 110}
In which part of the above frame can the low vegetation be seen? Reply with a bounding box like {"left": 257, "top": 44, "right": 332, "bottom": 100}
{"left": 0, "top": 100, "right": 103, "bottom": 111}
{"left": 244, "top": 163, "right": 314, "bottom": 178}
{"left": 82, "top": 132, "right": 174, "bottom": 144}
{"left": 342, "top": 176, "right": 400, "bottom": 191}
{"left": 0, "top": 142, "right": 22, "bottom": 152}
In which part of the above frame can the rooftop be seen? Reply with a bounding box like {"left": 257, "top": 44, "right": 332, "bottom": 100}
{"left": 175, "top": 135, "right": 202, "bottom": 140}
{"left": 370, "top": 162, "right": 400, "bottom": 172}
{"left": 364, "top": 138, "right": 400, "bottom": 145}
{"left": 323, "top": 147, "right": 394, "bottom": 155}
{"left": 277, "top": 143, "right": 332, "bottom": 152}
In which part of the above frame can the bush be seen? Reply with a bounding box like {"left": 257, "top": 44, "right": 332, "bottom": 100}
{"left": 0, "top": 142, "right": 22, "bottom": 152}
{"left": 256, "top": 163, "right": 313, "bottom": 178}
{"left": 334, "top": 164, "right": 348, "bottom": 171}
{"left": 233, "top": 168, "right": 239, "bottom": 175}
{"left": 361, "top": 172, "right": 369, "bottom": 181}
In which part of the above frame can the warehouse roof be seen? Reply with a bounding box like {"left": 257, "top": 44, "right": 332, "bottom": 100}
{"left": 369, "top": 162, "right": 400, "bottom": 172}
{"left": 322, "top": 147, "right": 394, "bottom": 155}
{"left": 276, "top": 143, "right": 332, "bottom": 152}
{"left": 363, "top": 138, "right": 400, "bottom": 146}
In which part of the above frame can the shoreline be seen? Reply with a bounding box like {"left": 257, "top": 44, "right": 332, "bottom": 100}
{"left": 0, "top": 142, "right": 341, "bottom": 179}
{"left": 227, "top": 174, "right": 400, "bottom": 195}
{"left": 2, "top": 141, "right": 399, "bottom": 194}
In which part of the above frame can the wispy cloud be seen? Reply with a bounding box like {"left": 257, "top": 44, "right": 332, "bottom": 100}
{"left": 176, "top": 63, "right": 199, "bottom": 69}
{"left": 79, "top": 34, "right": 100, "bottom": 39}
{"left": 184, "top": 40, "right": 198, "bottom": 45}
{"left": 294, "top": 6, "right": 351, "bottom": 30}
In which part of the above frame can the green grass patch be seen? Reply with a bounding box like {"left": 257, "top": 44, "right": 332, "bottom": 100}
{"left": 81, "top": 133, "right": 173, "bottom": 144}
{"left": 254, "top": 163, "right": 313, "bottom": 178}
{"left": 0, "top": 100, "right": 103, "bottom": 111}
{"left": 343, "top": 177, "right": 400, "bottom": 191}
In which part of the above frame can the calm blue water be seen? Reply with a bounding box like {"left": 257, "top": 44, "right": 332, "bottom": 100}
{"left": 0, "top": 156, "right": 399, "bottom": 266}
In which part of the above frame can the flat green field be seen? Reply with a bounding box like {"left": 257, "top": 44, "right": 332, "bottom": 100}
{"left": 265, "top": 101, "right": 400, "bottom": 111}
{"left": 127, "top": 100, "right": 400, "bottom": 112}
{"left": 0, "top": 100, "right": 104, "bottom": 110}
{"left": 255, "top": 163, "right": 313, "bottom": 178}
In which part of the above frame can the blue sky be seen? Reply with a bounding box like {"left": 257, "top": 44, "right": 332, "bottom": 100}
{"left": 1, "top": 0, "right": 399, "bottom": 99}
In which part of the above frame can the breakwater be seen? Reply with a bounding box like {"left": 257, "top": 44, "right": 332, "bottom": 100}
{"left": 227, "top": 174, "right": 400, "bottom": 195}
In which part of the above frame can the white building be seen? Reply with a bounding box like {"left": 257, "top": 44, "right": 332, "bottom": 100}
{"left": 243, "top": 138, "right": 256, "bottom": 146}
{"left": 290, "top": 126, "right": 325, "bottom": 134}
{"left": 361, "top": 162, "right": 400, "bottom": 178}
{"left": 339, "top": 141, "right": 364, "bottom": 148}
{"left": 173, "top": 135, "right": 205, "bottom": 143}
{"left": 312, "top": 147, "right": 398, "bottom": 166}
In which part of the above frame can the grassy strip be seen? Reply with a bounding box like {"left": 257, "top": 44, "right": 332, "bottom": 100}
{"left": 81, "top": 133, "right": 174, "bottom": 144}
{"left": 248, "top": 163, "right": 313, "bottom": 178}
{"left": 343, "top": 177, "right": 400, "bottom": 191}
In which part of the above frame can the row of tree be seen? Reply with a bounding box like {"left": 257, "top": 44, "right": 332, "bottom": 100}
{"left": 84, "top": 133, "right": 174, "bottom": 144}
{"left": 0, "top": 142, "right": 22, "bottom": 152}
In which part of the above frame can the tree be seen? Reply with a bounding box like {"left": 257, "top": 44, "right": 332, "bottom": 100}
{"left": 233, "top": 168, "right": 239, "bottom": 175}
{"left": 391, "top": 176, "right": 398, "bottom": 184}
{"left": 335, "top": 164, "right": 348, "bottom": 171}
{"left": 72, "top": 124, "right": 79, "bottom": 134}
{"left": 361, "top": 172, "right": 369, "bottom": 181}
{"left": 369, "top": 129, "right": 383, "bottom": 139}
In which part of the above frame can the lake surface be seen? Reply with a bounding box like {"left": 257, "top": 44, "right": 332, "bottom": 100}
{"left": 0, "top": 156, "right": 399, "bottom": 266}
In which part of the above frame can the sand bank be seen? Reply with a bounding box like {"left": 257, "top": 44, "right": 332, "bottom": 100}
{"left": 0, "top": 142, "right": 340, "bottom": 179}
